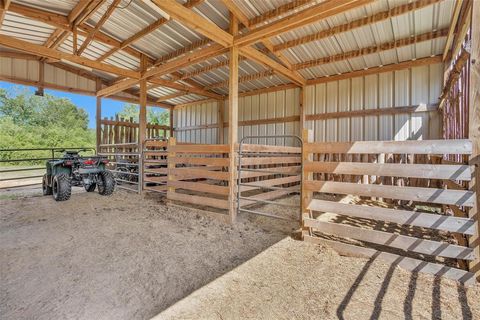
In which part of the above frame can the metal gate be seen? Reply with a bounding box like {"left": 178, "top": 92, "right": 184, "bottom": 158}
{"left": 237, "top": 135, "right": 303, "bottom": 222}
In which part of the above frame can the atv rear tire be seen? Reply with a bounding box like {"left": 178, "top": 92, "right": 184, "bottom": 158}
{"left": 52, "top": 174, "right": 71, "bottom": 201}
{"left": 98, "top": 171, "right": 115, "bottom": 196}
{"left": 42, "top": 174, "right": 52, "bottom": 195}
{"left": 85, "top": 183, "right": 96, "bottom": 192}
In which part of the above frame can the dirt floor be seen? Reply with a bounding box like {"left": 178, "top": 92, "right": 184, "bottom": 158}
{"left": 1, "top": 188, "right": 479, "bottom": 320}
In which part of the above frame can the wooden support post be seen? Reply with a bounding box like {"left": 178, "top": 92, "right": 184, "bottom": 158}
{"left": 228, "top": 15, "right": 239, "bottom": 223}
{"left": 301, "top": 128, "right": 313, "bottom": 238}
{"left": 299, "top": 85, "right": 306, "bottom": 135}
{"left": 218, "top": 99, "right": 225, "bottom": 144}
{"left": 468, "top": 0, "right": 480, "bottom": 280}
{"left": 95, "top": 79, "right": 102, "bottom": 153}
{"left": 167, "top": 137, "right": 176, "bottom": 198}
{"left": 169, "top": 108, "right": 174, "bottom": 138}
{"left": 138, "top": 54, "right": 148, "bottom": 193}
{"left": 37, "top": 61, "right": 44, "bottom": 96}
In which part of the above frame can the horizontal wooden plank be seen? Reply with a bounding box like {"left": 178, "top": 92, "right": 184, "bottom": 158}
{"left": 238, "top": 144, "right": 301, "bottom": 154}
{"left": 144, "top": 159, "right": 168, "bottom": 164}
{"left": 169, "top": 156, "right": 229, "bottom": 166}
{"left": 305, "top": 104, "right": 438, "bottom": 121}
{"left": 305, "top": 181, "right": 475, "bottom": 207}
{"left": 144, "top": 185, "right": 168, "bottom": 193}
{"left": 167, "top": 191, "right": 229, "bottom": 210}
{"left": 144, "top": 140, "right": 168, "bottom": 147}
{"left": 307, "top": 200, "right": 476, "bottom": 235}
{"left": 240, "top": 156, "right": 301, "bottom": 165}
{"left": 144, "top": 168, "right": 168, "bottom": 174}
{"left": 168, "top": 181, "right": 229, "bottom": 196}
{"left": 170, "top": 168, "right": 229, "bottom": 180}
{"left": 240, "top": 176, "right": 301, "bottom": 192}
{"left": 304, "top": 161, "right": 471, "bottom": 181}
{"left": 304, "top": 139, "right": 472, "bottom": 155}
{"left": 144, "top": 176, "right": 168, "bottom": 183}
{"left": 170, "top": 144, "right": 229, "bottom": 153}
{"left": 304, "top": 219, "right": 475, "bottom": 260}
{"left": 303, "top": 236, "right": 476, "bottom": 286}
{"left": 239, "top": 166, "right": 301, "bottom": 179}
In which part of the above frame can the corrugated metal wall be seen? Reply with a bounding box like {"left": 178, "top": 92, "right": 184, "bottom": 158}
{"left": 304, "top": 63, "right": 443, "bottom": 142}
{"left": 0, "top": 57, "right": 97, "bottom": 93}
{"left": 174, "top": 100, "right": 219, "bottom": 144}
{"left": 174, "top": 63, "right": 443, "bottom": 145}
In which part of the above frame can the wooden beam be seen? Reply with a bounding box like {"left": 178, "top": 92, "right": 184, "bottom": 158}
{"left": 98, "top": 44, "right": 227, "bottom": 97}
{"left": 294, "top": 29, "right": 448, "bottom": 70}
{"left": 220, "top": 0, "right": 305, "bottom": 82}
{"left": 149, "top": 78, "right": 224, "bottom": 100}
{"left": 451, "top": 0, "right": 473, "bottom": 62}
{"left": 0, "top": 34, "right": 140, "bottom": 78}
{"left": 248, "top": 0, "right": 313, "bottom": 28}
{"left": 7, "top": 2, "right": 147, "bottom": 60}
{"left": 76, "top": 0, "right": 120, "bottom": 55}
{"left": 306, "top": 56, "right": 442, "bottom": 85}
{"left": 156, "top": 92, "right": 187, "bottom": 102}
{"left": 95, "top": 79, "right": 102, "bottom": 152}
{"left": 98, "top": 0, "right": 204, "bottom": 62}
{"left": 240, "top": 46, "right": 305, "bottom": 85}
{"left": 468, "top": 0, "right": 480, "bottom": 280}
{"left": 228, "top": 15, "right": 239, "bottom": 223}
{"left": 442, "top": 0, "right": 463, "bottom": 61}
{"left": 139, "top": 55, "right": 148, "bottom": 192}
{"left": 174, "top": 56, "right": 247, "bottom": 81}
{"left": 273, "top": 0, "right": 441, "bottom": 52}
{"left": 205, "top": 70, "right": 274, "bottom": 90}
{"left": 234, "top": 0, "right": 373, "bottom": 47}
{"left": 152, "top": 0, "right": 233, "bottom": 47}
{"left": 0, "top": 0, "right": 11, "bottom": 27}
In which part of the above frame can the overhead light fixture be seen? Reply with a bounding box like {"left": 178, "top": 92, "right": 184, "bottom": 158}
{"left": 144, "top": 0, "right": 171, "bottom": 20}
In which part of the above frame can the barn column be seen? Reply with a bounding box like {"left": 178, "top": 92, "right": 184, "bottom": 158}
{"left": 228, "top": 15, "right": 239, "bottom": 223}
{"left": 138, "top": 54, "right": 148, "bottom": 193}
{"left": 469, "top": 0, "right": 480, "bottom": 281}
{"left": 95, "top": 79, "right": 102, "bottom": 153}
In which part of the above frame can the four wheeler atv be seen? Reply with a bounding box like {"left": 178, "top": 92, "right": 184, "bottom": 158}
{"left": 42, "top": 149, "right": 115, "bottom": 201}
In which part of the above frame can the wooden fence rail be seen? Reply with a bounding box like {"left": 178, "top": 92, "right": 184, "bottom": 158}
{"left": 301, "top": 129, "right": 478, "bottom": 285}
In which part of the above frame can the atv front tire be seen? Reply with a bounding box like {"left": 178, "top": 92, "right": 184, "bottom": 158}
{"left": 42, "top": 174, "right": 52, "bottom": 195}
{"left": 52, "top": 174, "right": 71, "bottom": 201}
{"left": 97, "top": 171, "right": 115, "bottom": 196}
{"left": 85, "top": 183, "right": 96, "bottom": 192}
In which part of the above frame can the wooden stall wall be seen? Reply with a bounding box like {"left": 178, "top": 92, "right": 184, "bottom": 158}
{"left": 304, "top": 63, "right": 444, "bottom": 142}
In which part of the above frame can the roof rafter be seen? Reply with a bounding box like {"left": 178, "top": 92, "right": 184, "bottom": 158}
{"left": 0, "top": 34, "right": 140, "bottom": 79}
{"left": 97, "top": 0, "right": 205, "bottom": 62}
{"left": 273, "top": 0, "right": 442, "bottom": 52}
{"left": 0, "top": 0, "right": 10, "bottom": 26}
{"left": 248, "top": 0, "right": 313, "bottom": 28}
{"left": 49, "top": 0, "right": 107, "bottom": 50}
{"left": 153, "top": 0, "right": 305, "bottom": 85}
{"left": 6, "top": 2, "right": 150, "bottom": 61}
{"left": 234, "top": 0, "right": 373, "bottom": 47}
{"left": 76, "top": 0, "right": 120, "bottom": 55}
{"left": 220, "top": 0, "right": 305, "bottom": 80}
{"left": 293, "top": 29, "right": 449, "bottom": 70}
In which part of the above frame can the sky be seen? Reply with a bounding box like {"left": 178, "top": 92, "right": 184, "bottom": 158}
{"left": 0, "top": 81, "right": 132, "bottom": 128}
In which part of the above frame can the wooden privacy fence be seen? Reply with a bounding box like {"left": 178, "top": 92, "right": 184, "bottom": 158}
{"left": 100, "top": 116, "right": 171, "bottom": 146}
{"left": 301, "top": 132, "right": 478, "bottom": 285}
